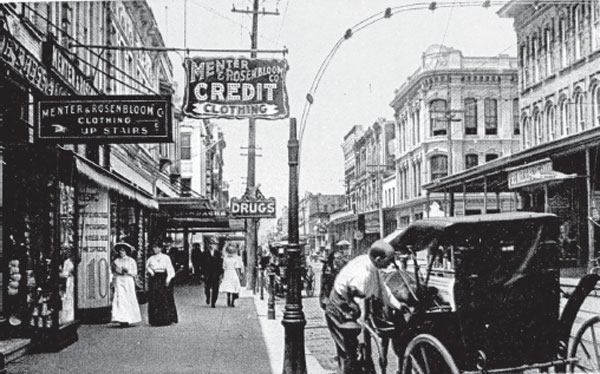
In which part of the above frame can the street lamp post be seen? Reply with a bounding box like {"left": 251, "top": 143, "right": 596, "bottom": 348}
{"left": 282, "top": 118, "right": 307, "bottom": 374}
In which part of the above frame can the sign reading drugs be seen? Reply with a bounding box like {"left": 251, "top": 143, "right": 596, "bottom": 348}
{"left": 37, "top": 95, "right": 172, "bottom": 143}
{"left": 183, "top": 57, "right": 289, "bottom": 120}
{"left": 230, "top": 187, "right": 276, "bottom": 218}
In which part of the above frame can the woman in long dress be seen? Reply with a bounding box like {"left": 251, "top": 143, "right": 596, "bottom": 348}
{"left": 221, "top": 243, "right": 243, "bottom": 307}
{"left": 111, "top": 243, "right": 142, "bottom": 327}
{"left": 146, "top": 242, "right": 178, "bottom": 326}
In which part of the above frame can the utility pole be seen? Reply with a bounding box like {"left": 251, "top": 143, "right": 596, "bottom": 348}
{"left": 232, "top": 1, "right": 279, "bottom": 292}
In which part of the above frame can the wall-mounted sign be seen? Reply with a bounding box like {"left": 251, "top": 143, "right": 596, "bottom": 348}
{"left": 77, "top": 184, "right": 111, "bottom": 309}
{"left": 37, "top": 95, "right": 172, "bottom": 143}
{"left": 42, "top": 35, "right": 100, "bottom": 95}
{"left": 0, "top": 28, "right": 69, "bottom": 95}
{"left": 230, "top": 187, "right": 276, "bottom": 218}
{"left": 182, "top": 57, "right": 289, "bottom": 120}
{"left": 507, "top": 159, "right": 554, "bottom": 189}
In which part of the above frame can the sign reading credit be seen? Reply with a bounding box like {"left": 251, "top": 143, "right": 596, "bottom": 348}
{"left": 37, "top": 95, "right": 172, "bottom": 143}
{"left": 182, "top": 57, "right": 289, "bottom": 120}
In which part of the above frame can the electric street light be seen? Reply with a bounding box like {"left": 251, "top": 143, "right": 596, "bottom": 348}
{"left": 285, "top": 2, "right": 516, "bottom": 373}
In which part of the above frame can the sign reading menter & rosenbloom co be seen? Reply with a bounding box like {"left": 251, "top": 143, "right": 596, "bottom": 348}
{"left": 182, "top": 57, "right": 289, "bottom": 120}
{"left": 37, "top": 95, "right": 172, "bottom": 143}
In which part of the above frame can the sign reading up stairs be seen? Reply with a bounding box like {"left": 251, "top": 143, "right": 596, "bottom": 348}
{"left": 182, "top": 57, "right": 289, "bottom": 120}
{"left": 37, "top": 95, "right": 172, "bottom": 143}
{"left": 230, "top": 187, "right": 276, "bottom": 218}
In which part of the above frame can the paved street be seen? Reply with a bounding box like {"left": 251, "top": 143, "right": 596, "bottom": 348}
{"left": 8, "top": 284, "right": 271, "bottom": 374}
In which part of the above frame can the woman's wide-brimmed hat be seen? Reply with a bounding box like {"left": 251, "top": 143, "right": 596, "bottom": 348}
{"left": 114, "top": 242, "right": 134, "bottom": 256}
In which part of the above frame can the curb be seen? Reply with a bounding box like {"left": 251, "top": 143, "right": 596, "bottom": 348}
{"left": 243, "top": 287, "right": 330, "bottom": 374}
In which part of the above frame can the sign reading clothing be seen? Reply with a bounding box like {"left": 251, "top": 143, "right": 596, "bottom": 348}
{"left": 37, "top": 96, "right": 172, "bottom": 143}
{"left": 182, "top": 57, "right": 289, "bottom": 120}
{"left": 77, "top": 184, "right": 111, "bottom": 309}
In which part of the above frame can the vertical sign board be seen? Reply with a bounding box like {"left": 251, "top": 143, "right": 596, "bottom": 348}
{"left": 77, "top": 184, "right": 111, "bottom": 309}
{"left": 182, "top": 57, "right": 289, "bottom": 120}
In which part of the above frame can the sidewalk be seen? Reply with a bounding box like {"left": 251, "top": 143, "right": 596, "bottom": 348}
{"left": 244, "top": 287, "right": 330, "bottom": 374}
{"left": 8, "top": 284, "right": 272, "bottom": 374}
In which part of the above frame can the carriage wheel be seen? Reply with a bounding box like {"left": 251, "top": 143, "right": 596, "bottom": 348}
{"left": 401, "top": 334, "right": 459, "bottom": 374}
{"left": 569, "top": 316, "right": 600, "bottom": 373}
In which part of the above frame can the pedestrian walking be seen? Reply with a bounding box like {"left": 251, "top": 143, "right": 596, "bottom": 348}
{"left": 221, "top": 243, "right": 243, "bottom": 307}
{"left": 146, "top": 241, "right": 178, "bottom": 326}
{"left": 191, "top": 242, "right": 202, "bottom": 281}
{"left": 204, "top": 236, "right": 224, "bottom": 308}
{"left": 111, "top": 242, "right": 142, "bottom": 327}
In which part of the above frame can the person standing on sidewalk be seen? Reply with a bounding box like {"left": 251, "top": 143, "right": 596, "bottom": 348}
{"left": 146, "top": 241, "right": 178, "bottom": 326}
{"left": 221, "top": 243, "right": 243, "bottom": 307}
{"left": 204, "top": 236, "right": 224, "bottom": 308}
{"left": 111, "top": 242, "right": 142, "bottom": 327}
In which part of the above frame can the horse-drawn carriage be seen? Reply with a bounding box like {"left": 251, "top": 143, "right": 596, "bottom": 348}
{"left": 359, "top": 212, "right": 600, "bottom": 374}
{"left": 268, "top": 240, "right": 315, "bottom": 298}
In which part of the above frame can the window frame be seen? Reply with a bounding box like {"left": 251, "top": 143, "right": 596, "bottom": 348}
{"left": 484, "top": 98, "right": 498, "bottom": 135}
{"left": 430, "top": 99, "right": 448, "bottom": 137}
{"left": 180, "top": 132, "right": 192, "bottom": 160}
{"left": 464, "top": 98, "right": 478, "bottom": 135}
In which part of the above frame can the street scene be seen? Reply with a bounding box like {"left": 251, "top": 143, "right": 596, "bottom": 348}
{"left": 1, "top": 0, "right": 600, "bottom": 373}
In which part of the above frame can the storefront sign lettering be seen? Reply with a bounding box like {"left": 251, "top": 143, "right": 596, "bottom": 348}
{"left": 77, "top": 185, "right": 111, "bottom": 309}
{"left": 37, "top": 96, "right": 172, "bottom": 143}
{"left": 230, "top": 187, "right": 276, "bottom": 218}
{"left": 183, "top": 57, "right": 289, "bottom": 120}
{"left": 507, "top": 159, "right": 554, "bottom": 189}
{"left": 0, "top": 29, "right": 68, "bottom": 95}
{"left": 42, "top": 37, "right": 99, "bottom": 95}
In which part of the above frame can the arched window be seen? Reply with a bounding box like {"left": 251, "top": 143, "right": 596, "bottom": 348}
{"left": 574, "top": 5, "right": 583, "bottom": 60}
{"left": 533, "top": 110, "right": 543, "bottom": 145}
{"left": 430, "top": 99, "right": 448, "bottom": 136}
{"left": 484, "top": 98, "right": 498, "bottom": 135}
{"left": 593, "top": 85, "right": 600, "bottom": 127}
{"left": 523, "top": 117, "right": 532, "bottom": 148}
{"left": 430, "top": 155, "right": 448, "bottom": 180}
{"left": 546, "top": 104, "right": 556, "bottom": 141}
{"left": 574, "top": 89, "right": 586, "bottom": 131}
{"left": 559, "top": 97, "right": 569, "bottom": 136}
{"left": 465, "top": 154, "right": 479, "bottom": 169}
{"left": 464, "top": 98, "right": 477, "bottom": 135}
{"left": 559, "top": 17, "right": 568, "bottom": 68}
{"left": 532, "top": 33, "right": 540, "bottom": 82}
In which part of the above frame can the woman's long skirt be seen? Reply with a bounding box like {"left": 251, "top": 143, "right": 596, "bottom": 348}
{"left": 148, "top": 273, "right": 178, "bottom": 326}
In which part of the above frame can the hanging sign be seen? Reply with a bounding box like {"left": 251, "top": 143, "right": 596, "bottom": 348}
{"left": 182, "top": 57, "right": 289, "bottom": 120}
{"left": 37, "top": 95, "right": 172, "bottom": 143}
{"left": 230, "top": 187, "right": 276, "bottom": 218}
{"left": 77, "top": 184, "right": 111, "bottom": 309}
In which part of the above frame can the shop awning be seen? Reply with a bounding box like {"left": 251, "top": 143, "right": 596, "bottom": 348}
{"left": 423, "top": 126, "right": 600, "bottom": 194}
{"left": 75, "top": 154, "right": 158, "bottom": 210}
{"left": 158, "top": 197, "right": 244, "bottom": 232}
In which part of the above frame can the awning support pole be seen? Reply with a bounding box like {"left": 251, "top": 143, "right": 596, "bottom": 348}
{"left": 586, "top": 147, "right": 596, "bottom": 272}
{"left": 544, "top": 183, "right": 549, "bottom": 213}
{"left": 496, "top": 191, "right": 501, "bottom": 212}
{"left": 483, "top": 176, "right": 488, "bottom": 214}
{"left": 463, "top": 183, "right": 467, "bottom": 216}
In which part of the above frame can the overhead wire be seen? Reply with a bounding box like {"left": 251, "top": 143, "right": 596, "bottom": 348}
{"left": 16, "top": 3, "right": 215, "bottom": 199}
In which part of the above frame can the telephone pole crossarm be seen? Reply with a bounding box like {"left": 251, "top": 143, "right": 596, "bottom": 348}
{"left": 68, "top": 43, "right": 288, "bottom": 55}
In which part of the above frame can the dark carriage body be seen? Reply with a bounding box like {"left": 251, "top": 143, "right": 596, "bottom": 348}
{"left": 385, "top": 212, "right": 562, "bottom": 371}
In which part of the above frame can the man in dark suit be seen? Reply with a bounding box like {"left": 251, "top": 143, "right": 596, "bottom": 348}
{"left": 204, "top": 236, "right": 223, "bottom": 308}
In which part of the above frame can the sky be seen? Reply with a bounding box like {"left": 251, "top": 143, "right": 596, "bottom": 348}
{"left": 147, "top": 0, "right": 518, "bottom": 235}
